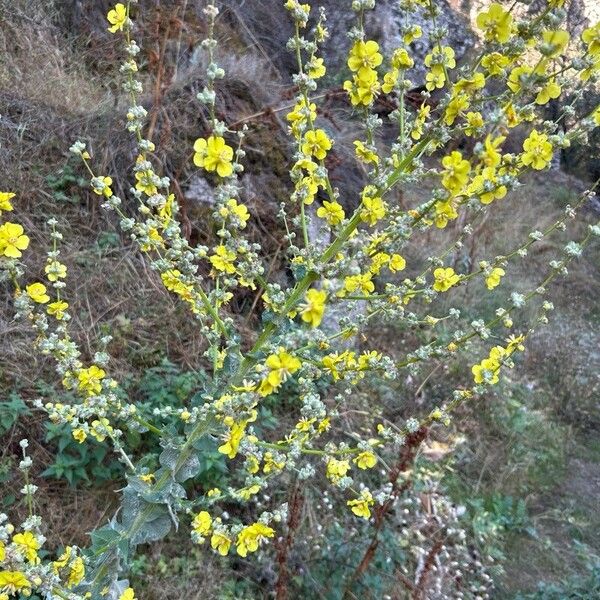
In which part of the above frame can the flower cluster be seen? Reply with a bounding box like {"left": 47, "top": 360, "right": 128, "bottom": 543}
{"left": 2, "top": 0, "right": 600, "bottom": 597}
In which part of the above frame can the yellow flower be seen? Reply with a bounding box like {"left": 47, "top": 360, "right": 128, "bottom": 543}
{"left": 434, "top": 200, "right": 458, "bottom": 229}
{"left": 47, "top": 300, "right": 69, "bottom": 320}
{"left": 465, "top": 111, "right": 484, "bottom": 136}
{"left": 210, "top": 245, "right": 237, "bottom": 274}
{"left": 391, "top": 48, "right": 414, "bottom": 70}
{"left": 258, "top": 350, "right": 301, "bottom": 396}
{"left": 119, "top": 588, "right": 137, "bottom": 600}
{"left": 0, "top": 191, "right": 15, "bottom": 214}
{"left": 343, "top": 273, "right": 374, "bottom": 296}
{"left": 481, "top": 52, "right": 510, "bottom": 76}
{"left": 107, "top": 3, "right": 128, "bottom": 33}
{"left": 67, "top": 556, "right": 85, "bottom": 588}
{"left": 535, "top": 80, "right": 561, "bottom": 105}
{"left": 12, "top": 531, "right": 40, "bottom": 563}
{"left": 360, "top": 190, "right": 386, "bottom": 226}
{"left": 301, "top": 129, "right": 332, "bottom": 160}
{"left": 45, "top": 260, "right": 67, "bottom": 282}
{"left": 354, "top": 450, "right": 377, "bottom": 470}
{"left": 0, "top": 222, "right": 29, "bottom": 258}
{"left": 433, "top": 267, "right": 460, "bottom": 292}
{"left": 92, "top": 176, "right": 113, "bottom": 198}
{"left": 134, "top": 169, "right": 157, "bottom": 196}
{"left": 317, "top": 200, "right": 345, "bottom": 226}
{"left": 582, "top": 22, "right": 600, "bottom": 56}
{"left": 0, "top": 571, "right": 30, "bottom": 594}
{"left": 444, "top": 93, "right": 470, "bottom": 126}
{"left": 220, "top": 199, "right": 250, "bottom": 227}
{"left": 308, "top": 56, "right": 326, "bottom": 79}
{"left": 26, "top": 283, "right": 50, "bottom": 304}
{"left": 192, "top": 511, "right": 213, "bottom": 536}
{"left": 354, "top": 140, "right": 379, "bottom": 164}
{"left": 404, "top": 24, "right": 422, "bottom": 44}
{"left": 521, "top": 130, "right": 553, "bottom": 170}
{"left": 381, "top": 69, "right": 399, "bottom": 94}
{"left": 211, "top": 531, "right": 232, "bottom": 556}
{"left": 411, "top": 103, "right": 430, "bottom": 140}
{"left": 90, "top": 417, "right": 113, "bottom": 442}
{"left": 472, "top": 346, "right": 506, "bottom": 385}
{"left": 78, "top": 365, "right": 106, "bottom": 396}
{"left": 485, "top": 267, "right": 505, "bottom": 290}
{"left": 72, "top": 428, "right": 87, "bottom": 444}
{"left": 476, "top": 3, "right": 513, "bottom": 43}
{"left": 218, "top": 421, "right": 247, "bottom": 459}
{"left": 388, "top": 254, "right": 406, "bottom": 273}
{"left": 542, "top": 29, "right": 570, "bottom": 57}
{"left": 263, "top": 452, "right": 285, "bottom": 474}
{"left": 441, "top": 151, "right": 470, "bottom": 194}
{"left": 300, "top": 288, "right": 327, "bottom": 327}
{"left": 194, "top": 136, "right": 234, "bottom": 177}
{"left": 507, "top": 65, "right": 533, "bottom": 94}
{"left": 236, "top": 523, "right": 275, "bottom": 557}
{"left": 347, "top": 40, "right": 383, "bottom": 73}
{"left": 286, "top": 98, "right": 317, "bottom": 137}
{"left": 344, "top": 68, "right": 380, "bottom": 106}
{"left": 347, "top": 490, "right": 374, "bottom": 519}
{"left": 326, "top": 457, "right": 350, "bottom": 483}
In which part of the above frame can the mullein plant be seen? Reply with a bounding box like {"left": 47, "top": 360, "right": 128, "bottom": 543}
{"left": 2, "top": 0, "right": 600, "bottom": 597}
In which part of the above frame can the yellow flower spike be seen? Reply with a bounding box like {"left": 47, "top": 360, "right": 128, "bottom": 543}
{"left": 388, "top": 254, "right": 406, "bottom": 273}
{"left": 0, "top": 191, "right": 15, "bottom": 214}
{"left": 0, "top": 222, "right": 30, "bottom": 258}
{"left": 107, "top": 3, "right": 128, "bottom": 33}
{"left": 26, "top": 283, "right": 50, "bottom": 304}
{"left": 433, "top": 267, "right": 460, "bottom": 292}
{"left": 67, "top": 556, "right": 85, "bottom": 588}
